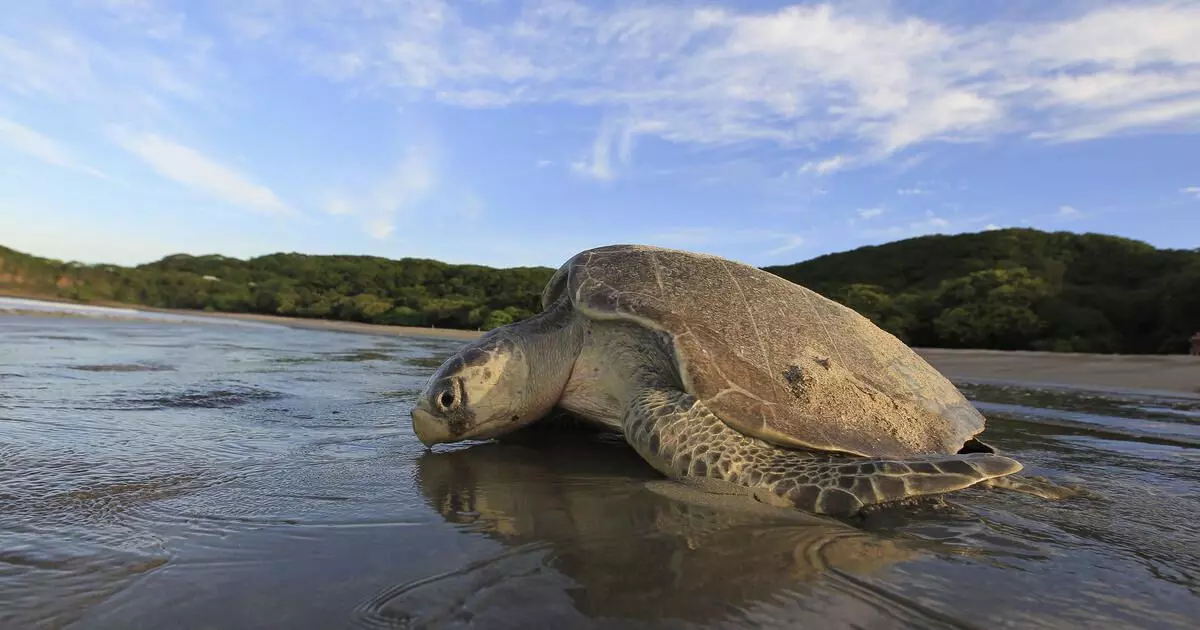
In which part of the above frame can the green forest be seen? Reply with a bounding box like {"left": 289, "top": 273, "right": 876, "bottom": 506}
{"left": 2, "top": 228, "right": 1198, "bottom": 354}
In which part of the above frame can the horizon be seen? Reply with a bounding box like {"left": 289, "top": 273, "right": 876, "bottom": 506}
{"left": 5, "top": 224, "right": 1187, "bottom": 272}
{"left": 1, "top": 1, "right": 1198, "bottom": 269}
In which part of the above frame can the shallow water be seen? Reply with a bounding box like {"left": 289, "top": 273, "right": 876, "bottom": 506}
{"left": 1, "top": 311, "right": 1198, "bottom": 629}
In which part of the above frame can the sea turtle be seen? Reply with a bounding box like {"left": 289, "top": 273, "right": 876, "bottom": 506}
{"left": 410, "top": 244, "right": 1054, "bottom": 516}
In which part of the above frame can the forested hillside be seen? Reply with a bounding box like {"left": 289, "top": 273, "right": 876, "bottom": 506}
{"left": 0, "top": 245, "right": 553, "bottom": 331}
{"left": 3, "top": 228, "right": 1198, "bottom": 353}
{"left": 764, "top": 229, "right": 1199, "bottom": 354}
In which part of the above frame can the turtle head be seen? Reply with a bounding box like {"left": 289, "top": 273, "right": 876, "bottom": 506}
{"left": 411, "top": 324, "right": 571, "bottom": 447}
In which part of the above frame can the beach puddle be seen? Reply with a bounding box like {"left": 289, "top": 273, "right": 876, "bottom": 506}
{"left": 69, "top": 362, "right": 177, "bottom": 373}
{"left": 958, "top": 381, "right": 1200, "bottom": 424}
{"left": 962, "top": 381, "right": 1200, "bottom": 449}
{"left": 340, "top": 350, "right": 394, "bottom": 361}
{"left": 402, "top": 355, "right": 454, "bottom": 370}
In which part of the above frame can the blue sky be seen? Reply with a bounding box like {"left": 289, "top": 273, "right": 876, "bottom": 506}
{"left": 0, "top": 0, "right": 1197, "bottom": 269}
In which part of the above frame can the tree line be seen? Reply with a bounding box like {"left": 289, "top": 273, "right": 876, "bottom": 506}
{"left": 2, "top": 228, "right": 1197, "bottom": 354}
{"left": 762, "top": 228, "right": 1199, "bottom": 354}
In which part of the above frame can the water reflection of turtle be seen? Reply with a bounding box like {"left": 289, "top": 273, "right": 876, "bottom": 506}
{"left": 411, "top": 245, "right": 1070, "bottom": 517}
{"left": 361, "top": 432, "right": 938, "bottom": 628}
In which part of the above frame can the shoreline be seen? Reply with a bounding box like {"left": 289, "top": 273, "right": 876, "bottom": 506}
{"left": 131, "top": 306, "right": 486, "bottom": 340}
{"left": 0, "top": 293, "right": 481, "bottom": 341}
{"left": 3, "top": 295, "right": 1197, "bottom": 395}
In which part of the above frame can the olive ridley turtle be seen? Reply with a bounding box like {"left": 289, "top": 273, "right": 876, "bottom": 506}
{"left": 411, "top": 244, "right": 1064, "bottom": 516}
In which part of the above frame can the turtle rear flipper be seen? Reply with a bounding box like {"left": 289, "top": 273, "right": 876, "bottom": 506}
{"left": 624, "top": 388, "right": 1022, "bottom": 517}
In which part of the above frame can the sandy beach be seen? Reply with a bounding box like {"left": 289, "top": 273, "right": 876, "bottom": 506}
{"left": 133, "top": 307, "right": 487, "bottom": 341}
{"left": 3, "top": 297, "right": 1198, "bottom": 395}
{"left": 914, "top": 348, "right": 1200, "bottom": 396}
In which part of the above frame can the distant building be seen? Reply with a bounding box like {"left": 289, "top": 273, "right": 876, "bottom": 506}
{"left": 202, "top": 275, "right": 220, "bottom": 282}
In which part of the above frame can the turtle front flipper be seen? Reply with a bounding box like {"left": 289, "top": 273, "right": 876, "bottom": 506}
{"left": 623, "top": 388, "right": 1023, "bottom": 517}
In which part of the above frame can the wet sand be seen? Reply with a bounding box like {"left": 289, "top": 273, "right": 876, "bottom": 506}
{"left": 130, "top": 307, "right": 485, "bottom": 340}
{"left": 917, "top": 347, "right": 1200, "bottom": 396}
{"left": 3, "top": 296, "right": 1197, "bottom": 395}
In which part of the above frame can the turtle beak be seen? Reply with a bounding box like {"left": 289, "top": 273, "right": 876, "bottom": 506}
{"left": 411, "top": 404, "right": 451, "bottom": 447}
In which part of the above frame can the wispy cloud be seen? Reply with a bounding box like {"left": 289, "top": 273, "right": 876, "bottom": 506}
{"left": 324, "top": 196, "right": 354, "bottom": 216}
{"left": 856, "top": 207, "right": 884, "bottom": 220}
{"left": 800, "top": 155, "right": 848, "bottom": 176}
{"left": 897, "top": 187, "right": 925, "bottom": 196}
{"left": 652, "top": 227, "right": 806, "bottom": 257}
{"left": 571, "top": 116, "right": 663, "bottom": 181}
{"left": 0, "top": 16, "right": 212, "bottom": 121}
{"left": 0, "top": 116, "right": 106, "bottom": 179}
{"left": 1056, "top": 204, "right": 1082, "bottom": 219}
{"left": 94, "top": 0, "right": 189, "bottom": 40}
{"left": 1033, "top": 97, "right": 1200, "bottom": 143}
{"left": 113, "top": 130, "right": 290, "bottom": 216}
{"left": 223, "top": 1, "right": 1200, "bottom": 178}
{"left": 1183, "top": 186, "right": 1200, "bottom": 199}
{"left": 862, "top": 210, "right": 955, "bottom": 240}
{"left": 764, "top": 236, "right": 807, "bottom": 256}
{"left": 323, "top": 145, "right": 438, "bottom": 239}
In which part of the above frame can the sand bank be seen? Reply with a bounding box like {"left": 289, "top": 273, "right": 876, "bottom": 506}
{"left": 134, "top": 308, "right": 485, "bottom": 340}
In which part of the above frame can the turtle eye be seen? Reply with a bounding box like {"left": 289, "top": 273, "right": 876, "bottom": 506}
{"left": 436, "top": 386, "right": 457, "bottom": 411}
